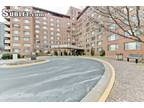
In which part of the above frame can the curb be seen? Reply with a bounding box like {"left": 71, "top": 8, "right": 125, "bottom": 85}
{"left": 79, "top": 57, "right": 115, "bottom": 102}
{"left": 0, "top": 60, "right": 50, "bottom": 68}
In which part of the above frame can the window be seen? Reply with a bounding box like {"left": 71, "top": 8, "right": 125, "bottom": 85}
{"left": 109, "top": 24, "right": 118, "bottom": 30}
{"left": 44, "top": 41, "right": 47, "bottom": 44}
{"left": 13, "top": 18, "right": 20, "bottom": 22}
{"left": 24, "top": 37, "right": 30, "bottom": 41}
{"left": 35, "top": 30, "right": 40, "bottom": 33}
{"left": 13, "top": 37, "right": 20, "bottom": 41}
{"left": 36, "top": 35, "right": 39, "bottom": 38}
{"left": 24, "top": 7, "right": 30, "bottom": 11}
{"left": 43, "top": 22, "right": 47, "bottom": 25}
{"left": 24, "top": 26, "right": 30, "bottom": 29}
{"left": 50, "top": 23, "right": 54, "bottom": 26}
{"left": 51, "top": 32, "right": 54, "bottom": 35}
{"left": 13, "top": 43, "right": 20, "bottom": 47}
{"left": 97, "top": 48, "right": 102, "bottom": 52}
{"left": 13, "top": 30, "right": 19, "bottom": 35}
{"left": 24, "top": 20, "right": 30, "bottom": 23}
{"left": 125, "top": 42, "right": 141, "bottom": 50}
{"left": 24, "top": 44, "right": 31, "bottom": 47}
{"left": 50, "top": 27, "right": 54, "bottom": 30}
{"left": 13, "top": 24, "right": 20, "bottom": 28}
{"left": 43, "top": 17, "right": 47, "bottom": 20}
{"left": 50, "top": 18, "right": 54, "bottom": 21}
{"left": 44, "top": 36, "right": 47, "bottom": 39}
{"left": 24, "top": 31, "right": 30, "bottom": 35}
{"left": 35, "top": 20, "right": 40, "bottom": 23}
{"left": 108, "top": 44, "right": 119, "bottom": 51}
{"left": 57, "top": 29, "right": 60, "bottom": 32}
{"left": 97, "top": 41, "right": 102, "bottom": 46}
{"left": 51, "top": 37, "right": 54, "bottom": 40}
{"left": 56, "top": 33, "right": 60, "bottom": 36}
{"left": 43, "top": 26, "right": 47, "bottom": 29}
{"left": 56, "top": 24, "right": 60, "bottom": 27}
{"left": 108, "top": 34, "right": 119, "bottom": 41}
{"left": 13, "top": 49, "right": 19, "bottom": 53}
{"left": 35, "top": 25, "right": 40, "bottom": 28}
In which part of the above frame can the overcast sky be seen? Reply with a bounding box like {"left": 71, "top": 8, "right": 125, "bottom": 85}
{"left": 1, "top": 0, "right": 144, "bottom": 22}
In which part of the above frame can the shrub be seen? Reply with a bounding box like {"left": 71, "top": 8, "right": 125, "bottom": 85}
{"left": 99, "top": 50, "right": 105, "bottom": 56}
{"left": 2, "top": 53, "right": 12, "bottom": 60}
{"left": 91, "top": 48, "right": 95, "bottom": 56}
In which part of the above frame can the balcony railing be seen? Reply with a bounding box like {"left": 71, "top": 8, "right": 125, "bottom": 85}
{"left": 4, "top": 40, "right": 10, "bottom": 44}
{"left": 5, "top": 27, "right": 10, "bottom": 31}
{"left": 4, "top": 34, "right": 10, "bottom": 38}
{"left": 4, "top": 46, "right": 11, "bottom": 50}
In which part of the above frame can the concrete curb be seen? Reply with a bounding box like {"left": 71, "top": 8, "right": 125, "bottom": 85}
{"left": 79, "top": 57, "right": 115, "bottom": 102}
{"left": 0, "top": 60, "right": 50, "bottom": 68}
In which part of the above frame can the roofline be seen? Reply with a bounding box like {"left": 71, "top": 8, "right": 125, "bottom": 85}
{"left": 77, "top": 6, "right": 90, "bottom": 20}
{"left": 33, "top": 7, "right": 70, "bottom": 18}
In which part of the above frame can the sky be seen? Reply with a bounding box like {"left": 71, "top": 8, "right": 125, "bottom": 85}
{"left": 1, "top": 0, "right": 144, "bottom": 22}
{"left": 0, "top": 0, "right": 86, "bottom": 22}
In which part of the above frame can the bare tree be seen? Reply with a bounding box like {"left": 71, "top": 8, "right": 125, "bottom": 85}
{"left": 88, "top": 6, "right": 144, "bottom": 43}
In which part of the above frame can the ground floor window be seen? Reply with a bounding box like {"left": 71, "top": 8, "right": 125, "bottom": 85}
{"left": 124, "top": 42, "right": 141, "bottom": 50}
{"left": 108, "top": 44, "right": 119, "bottom": 51}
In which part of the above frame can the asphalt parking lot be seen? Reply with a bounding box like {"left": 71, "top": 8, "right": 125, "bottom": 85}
{"left": 0, "top": 57, "right": 105, "bottom": 102}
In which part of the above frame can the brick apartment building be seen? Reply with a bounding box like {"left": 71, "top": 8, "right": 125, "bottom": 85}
{"left": 4, "top": 6, "right": 82, "bottom": 56}
{"left": 70, "top": 6, "right": 144, "bottom": 58}
{"left": 0, "top": 22, "right": 5, "bottom": 53}
{"left": 3, "top": 6, "right": 144, "bottom": 58}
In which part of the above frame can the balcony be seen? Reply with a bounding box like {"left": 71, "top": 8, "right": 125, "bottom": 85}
{"left": 4, "top": 46, "right": 11, "bottom": 50}
{"left": 4, "top": 21, "right": 10, "bottom": 25}
{"left": 4, "top": 40, "right": 10, "bottom": 44}
{"left": 5, "top": 16, "right": 10, "bottom": 21}
{"left": 5, "top": 27, "right": 10, "bottom": 31}
{"left": 4, "top": 34, "right": 10, "bottom": 38}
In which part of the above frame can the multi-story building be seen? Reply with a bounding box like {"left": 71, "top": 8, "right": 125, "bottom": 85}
{"left": 3, "top": 6, "right": 144, "bottom": 58}
{"left": 3, "top": 6, "right": 77, "bottom": 56}
{"left": 71, "top": 6, "right": 144, "bottom": 58}
{"left": 0, "top": 22, "right": 5, "bottom": 53}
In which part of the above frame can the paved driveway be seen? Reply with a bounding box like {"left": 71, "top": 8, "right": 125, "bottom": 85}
{"left": 0, "top": 57, "right": 105, "bottom": 102}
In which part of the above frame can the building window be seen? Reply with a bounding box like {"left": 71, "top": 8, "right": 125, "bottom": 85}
{"left": 24, "top": 25, "right": 30, "bottom": 29}
{"left": 51, "top": 32, "right": 54, "bottom": 35}
{"left": 13, "top": 30, "right": 19, "bottom": 35}
{"left": 56, "top": 24, "right": 60, "bottom": 27}
{"left": 24, "top": 31, "right": 30, "bottom": 35}
{"left": 56, "top": 33, "right": 60, "bottom": 36}
{"left": 51, "top": 37, "right": 54, "bottom": 40}
{"left": 108, "top": 34, "right": 119, "bottom": 41}
{"left": 97, "top": 41, "right": 102, "bottom": 46}
{"left": 24, "top": 44, "right": 31, "bottom": 47}
{"left": 50, "top": 18, "right": 54, "bottom": 21}
{"left": 57, "top": 28, "right": 60, "bottom": 32}
{"left": 50, "top": 27, "right": 54, "bottom": 30}
{"left": 24, "top": 37, "right": 30, "bottom": 41}
{"left": 13, "top": 37, "right": 20, "bottom": 41}
{"left": 108, "top": 44, "right": 119, "bottom": 51}
{"left": 44, "top": 36, "right": 47, "bottom": 39}
{"left": 97, "top": 48, "right": 102, "bottom": 52}
{"left": 13, "top": 49, "right": 19, "bottom": 53}
{"left": 109, "top": 24, "right": 118, "bottom": 30}
{"left": 125, "top": 42, "right": 141, "bottom": 50}
{"left": 35, "top": 30, "right": 40, "bottom": 33}
{"left": 43, "top": 26, "right": 47, "bottom": 29}
{"left": 35, "top": 25, "right": 40, "bottom": 28}
{"left": 13, "top": 43, "right": 20, "bottom": 47}
{"left": 24, "top": 20, "right": 30, "bottom": 23}
{"left": 13, "top": 18, "right": 20, "bottom": 22}
{"left": 13, "top": 24, "right": 20, "bottom": 28}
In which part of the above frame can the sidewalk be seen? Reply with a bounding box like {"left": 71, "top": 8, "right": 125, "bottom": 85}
{"left": 102, "top": 58, "right": 144, "bottom": 102}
